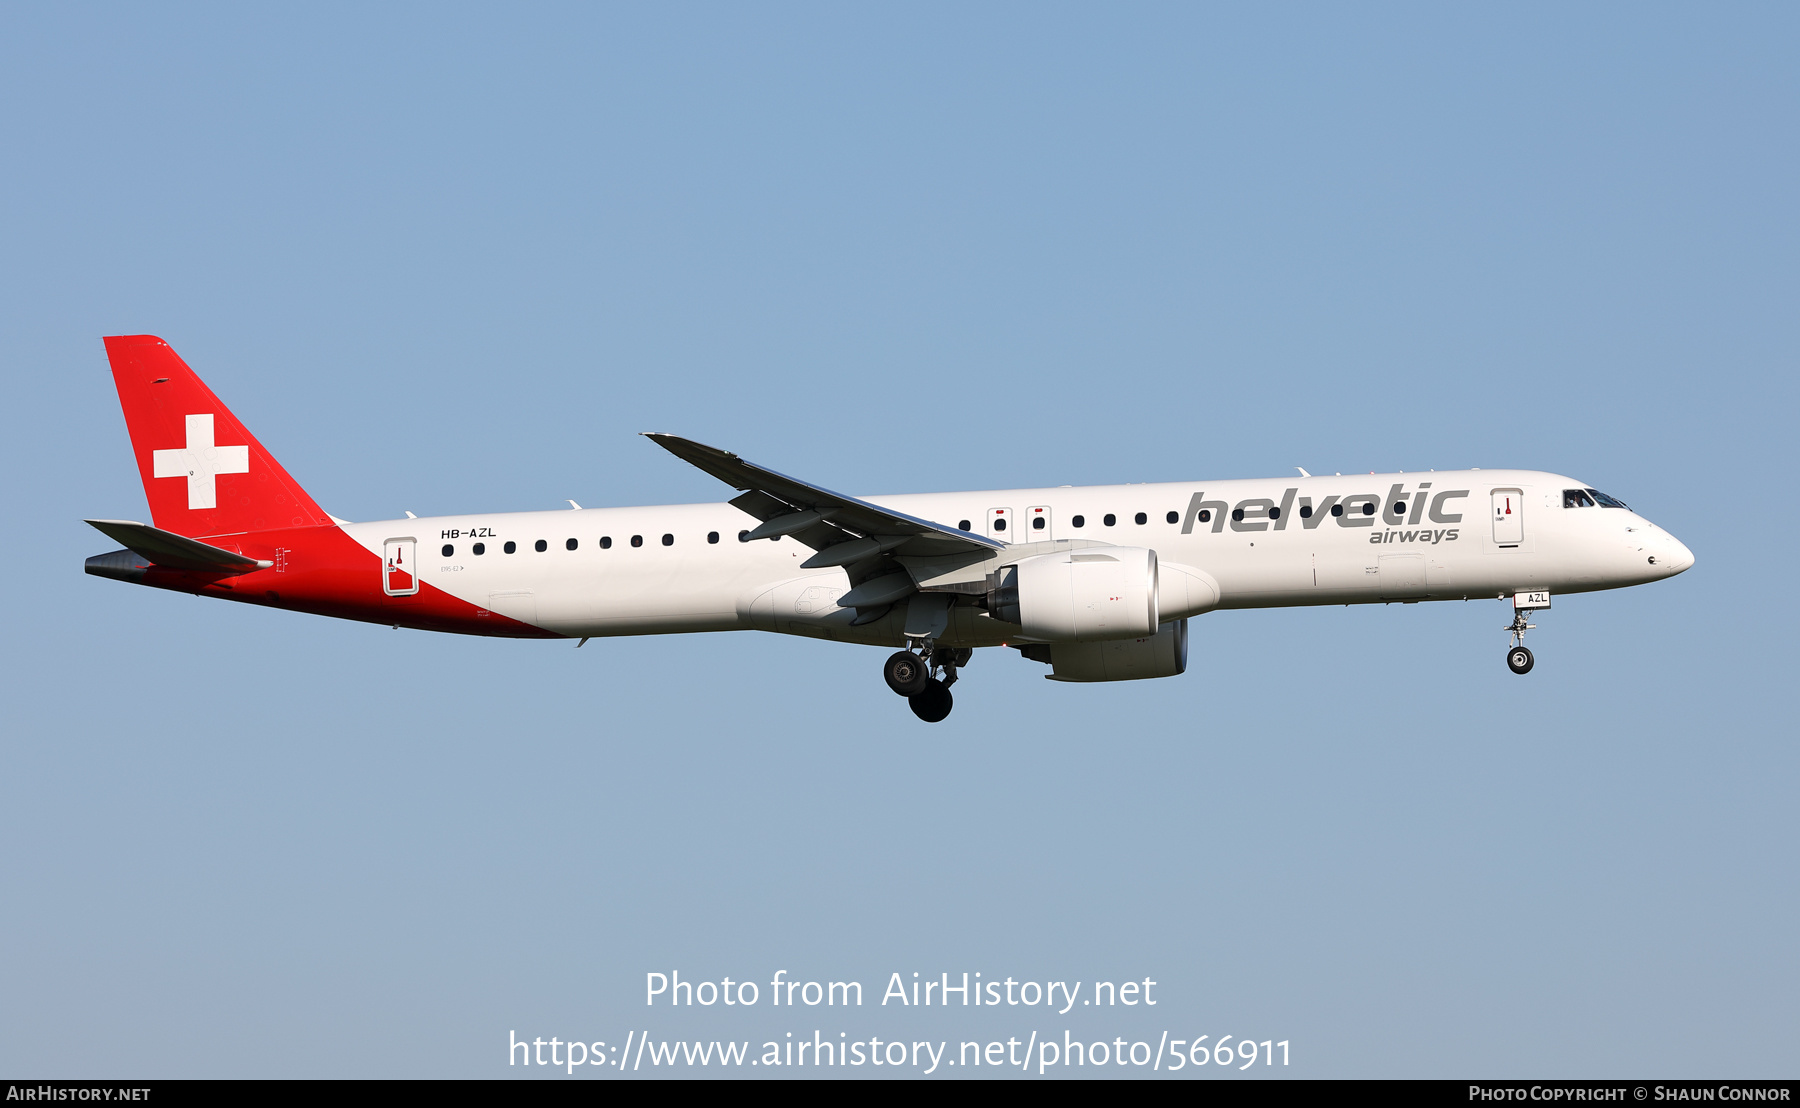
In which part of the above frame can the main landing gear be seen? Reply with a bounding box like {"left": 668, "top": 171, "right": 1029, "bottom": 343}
{"left": 882, "top": 642, "right": 972, "bottom": 723}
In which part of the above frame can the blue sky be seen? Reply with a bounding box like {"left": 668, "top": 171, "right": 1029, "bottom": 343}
{"left": 1, "top": 3, "right": 1794, "bottom": 1077}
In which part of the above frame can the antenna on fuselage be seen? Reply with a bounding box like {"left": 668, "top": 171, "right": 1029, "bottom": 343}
{"left": 1295, "top": 468, "right": 1311, "bottom": 478}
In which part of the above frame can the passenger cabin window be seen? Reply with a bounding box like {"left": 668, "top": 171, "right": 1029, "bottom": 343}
{"left": 1166, "top": 511, "right": 1178, "bottom": 524}
{"left": 662, "top": 533, "right": 674, "bottom": 546}
{"left": 1299, "top": 505, "right": 1312, "bottom": 518}
{"left": 1268, "top": 506, "right": 1281, "bottom": 519}
{"left": 441, "top": 544, "right": 453, "bottom": 557}
{"left": 504, "top": 541, "right": 517, "bottom": 554}
{"left": 1563, "top": 489, "right": 1597, "bottom": 508}
{"left": 600, "top": 536, "right": 612, "bottom": 549}
{"left": 708, "top": 531, "right": 720, "bottom": 544}
{"left": 631, "top": 535, "right": 643, "bottom": 547}
{"left": 738, "top": 530, "right": 749, "bottom": 542}
{"left": 1587, "top": 488, "right": 1629, "bottom": 509}
{"left": 1331, "top": 504, "right": 1344, "bottom": 517}
{"left": 566, "top": 538, "right": 578, "bottom": 550}
{"left": 534, "top": 539, "right": 548, "bottom": 552}
{"left": 1103, "top": 514, "right": 1116, "bottom": 527}
{"left": 959, "top": 520, "right": 971, "bottom": 531}
{"left": 1134, "top": 512, "right": 1147, "bottom": 525}
{"left": 1072, "top": 515, "right": 1085, "bottom": 528}
{"left": 472, "top": 542, "right": 485, "bottom": 555}
{"left": 1197, "top": 509, "right": 1211, "bottom": 523}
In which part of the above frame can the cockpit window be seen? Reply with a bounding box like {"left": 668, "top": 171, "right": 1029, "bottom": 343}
{"left": 1563, "top": 489, "right": 1597, "bottom": 508}
{"left": 1586, "top": 488, "right": 1629, "bottom": 509}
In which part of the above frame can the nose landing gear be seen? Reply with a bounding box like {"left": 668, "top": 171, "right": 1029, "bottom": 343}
{"left": 883, "top": 641, "right": 971, "bottom": 722}
{"left": 1504, "top": 596, "right": 1543, "bottom": 675}
{"left": 1506, "top": 644, "right": 1535, "bottom": 674}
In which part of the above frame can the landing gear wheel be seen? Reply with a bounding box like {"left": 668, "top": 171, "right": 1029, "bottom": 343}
{"left": 1507, "top": 645, "right": 1535, "bottom": 675}
{"left": 909, "top": 680, "right": 953, "bottom": 723}
{"left": 884, "top": 650, "right": 930, "bottom": 696}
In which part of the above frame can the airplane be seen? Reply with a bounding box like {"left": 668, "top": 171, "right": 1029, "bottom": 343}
{"left": 85, "top": 335, "right": 1695, "bottom": 722}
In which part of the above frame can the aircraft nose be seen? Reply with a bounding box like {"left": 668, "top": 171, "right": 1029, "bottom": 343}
{"left": 1662, "top": 532, "right": 1695, "bottom": 574}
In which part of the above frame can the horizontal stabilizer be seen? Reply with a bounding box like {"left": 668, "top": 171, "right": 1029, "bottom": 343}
{"left": 83, "top": 519, "right": 272, "bottom": 573}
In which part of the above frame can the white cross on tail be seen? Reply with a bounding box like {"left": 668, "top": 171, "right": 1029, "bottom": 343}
{"left": 152, "top": 413, "right": 250, "bottom": 510}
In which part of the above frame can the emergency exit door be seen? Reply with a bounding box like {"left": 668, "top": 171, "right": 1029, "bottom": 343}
{"left": 987, "top": 507, "right": 1013, "bottom": 542}
{"left": 383, "top": 538, "right": 419, "bottom": 596}
{"left": 1491, "top": 490, "right": 1524, "bottom": 545}
{"left": 1025, "top": 505, "right": 1052, "bottom": 540}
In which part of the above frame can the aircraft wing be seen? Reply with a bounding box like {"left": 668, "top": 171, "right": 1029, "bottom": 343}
{"left": 642, "top": 434, "right": 1004, "bottom": 571}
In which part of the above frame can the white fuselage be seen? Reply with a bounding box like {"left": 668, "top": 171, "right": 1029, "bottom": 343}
{"left": 343, "top": 469, "right": 1695, "bottom": 646}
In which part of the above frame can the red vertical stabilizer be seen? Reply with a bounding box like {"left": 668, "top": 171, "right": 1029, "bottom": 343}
{"left": 103, "top": 335, "right": 330, "bottom": 539}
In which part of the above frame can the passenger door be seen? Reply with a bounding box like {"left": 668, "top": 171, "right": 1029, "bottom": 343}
{"left": 1025, "top": 505, "right": 1052, "bottom": 542}
{"left": 383, "top": 538, "right": 418, "bottom": 596}
{"left": 1491, "top": 489, "right": 1524, "bottom": 546}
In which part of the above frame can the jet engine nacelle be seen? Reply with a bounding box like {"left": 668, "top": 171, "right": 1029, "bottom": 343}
{"left": 1046, "top": 618, "right": 1188, "bottom": 682}
{"left": 992, "top": 546, "right": 1159, "bottom": 642}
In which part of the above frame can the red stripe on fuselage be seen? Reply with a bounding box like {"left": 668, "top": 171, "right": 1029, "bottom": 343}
{"left": 134, "top": 523, "right": 559, "bottom": 639}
